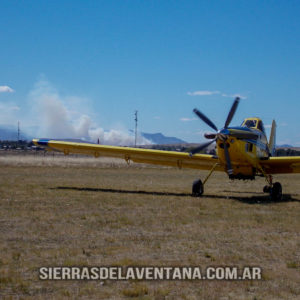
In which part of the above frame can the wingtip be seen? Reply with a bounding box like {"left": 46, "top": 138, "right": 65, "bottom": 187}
{"left": 32, "top": 138, "right": 39, "bottom": 146}
{"left": 32, "top": 138, "right": 50, "bottom": 146}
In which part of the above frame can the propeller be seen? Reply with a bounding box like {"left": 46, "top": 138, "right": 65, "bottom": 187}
{"left": 193, "top": 109, "right": 218, "bottom": 132}
{"left": 223, "top": 143, "right": 233, "bottom": 176}
{"left": 190, "top": 97, "right": 252, "bottom": 176}
{"left": 189, "top": 139, "right": 216, "bottom": 156}
{"left": 224, "top": 97, "right": 239, "bottom": 128}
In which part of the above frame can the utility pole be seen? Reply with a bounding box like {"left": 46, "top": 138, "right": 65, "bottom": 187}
{"left": 17, "top": 121, "right": 20, "bottom": 141}
{"left": 134, "top": 110, "right": 138, "bottom": 147}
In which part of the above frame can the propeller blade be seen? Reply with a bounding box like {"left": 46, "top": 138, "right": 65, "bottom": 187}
{"left": 190, "top": 139, "right": 216, "bottom": 156}
{"left": 229, "top": 131, "right": 258, "bottom": 140}
{"left": 224, "top": 97, "right": 240, "bottom": 128}
{"left": 223, "top": 143, "right": 233, "bottom": 176}
{"left": 204, "top": 132, "right": 217, "bottom": 139}
{"left": 193, "top": 108, "right": 218, "bottom": 132}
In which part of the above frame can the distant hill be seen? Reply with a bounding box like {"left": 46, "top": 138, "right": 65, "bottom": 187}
{"left": 276, "top": 144, "right": 293, "bottom": 148}
{"left": 142, "top": 132, "right": 186, "bottom": 144}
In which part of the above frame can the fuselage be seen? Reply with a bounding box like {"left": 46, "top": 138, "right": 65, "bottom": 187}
{"left": 216, "top": 118, "right": 269, "bottom": 179}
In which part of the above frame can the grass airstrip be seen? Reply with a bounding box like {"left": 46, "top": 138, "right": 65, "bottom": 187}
{"left": 0, "top": 152, "right": 300, "bottom": 299}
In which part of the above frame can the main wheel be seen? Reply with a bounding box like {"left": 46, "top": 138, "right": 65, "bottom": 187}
{"left": 263, "top": 185, "right": 271, "bottom": 193}
{"left": 270, "top": 182, "right": 282, "bottom": 201}
{"left": 192, "top": 179, "right": 204, "bottom": 197}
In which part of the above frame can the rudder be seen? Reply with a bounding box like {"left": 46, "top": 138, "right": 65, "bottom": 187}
{"left": 268, "top": 120, "right": 276, "bottom": 156}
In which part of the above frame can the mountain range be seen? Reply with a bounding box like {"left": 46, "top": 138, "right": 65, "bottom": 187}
{"left": 0, "top": 126, "right": 186, "bottom": 145}
{"left": 141, "top": 132, "right": 186, "bottom": 144}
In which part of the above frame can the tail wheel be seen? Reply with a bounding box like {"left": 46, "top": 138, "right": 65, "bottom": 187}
{"left": 270, "top": 182, "right": 282, "bottom": 201}
{"left": 192, "top": 179, "right": 204, "bottom": 197}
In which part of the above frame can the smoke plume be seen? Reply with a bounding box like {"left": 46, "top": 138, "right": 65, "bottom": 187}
{"left": 29, "top": 79, "right": 151, "bottom": 146}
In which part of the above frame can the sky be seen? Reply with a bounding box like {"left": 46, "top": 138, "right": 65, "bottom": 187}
{"left": 0, "top": 0, "right": 300, "bottom": 145}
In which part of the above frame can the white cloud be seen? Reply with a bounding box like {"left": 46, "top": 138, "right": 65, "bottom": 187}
{"left": 265, "top": 122, "right": 288, "bottom": 129}
{"left": 221, "top": 93, "right": 247, "bottom": 100}
{"left": 180, "top": 117, "right": 197, "bottom": 122}
{"left": 265, "top": 123, "right": 287, "bottom": 129}
{"left": 187, "top": 90, "right": 247, "bottom": 99}
{"left": 187, "top": 90, "right": 220, "bottom": 96}
{"left": 0, "top": 86, "right": 14, "bottom": 93}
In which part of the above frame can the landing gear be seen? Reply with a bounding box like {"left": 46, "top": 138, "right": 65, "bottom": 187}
{"left": 263, "top": 182, "right": 282, "bottom": 201}
{"left": 192, "top": 179, "right": 203, "bottom": 197}
{"left": 263, "top": 185, "right": 271, "bottom": 193}
{"left": 261, "top": 171, "right": 283, "bottom": 201}
{"left": 270, "top": 182, "right": 282, "bottom": 201}
{"left": 192, "top": 163, "right": 219, "bottom": 197}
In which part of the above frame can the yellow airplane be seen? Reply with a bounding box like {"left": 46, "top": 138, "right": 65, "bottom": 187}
{"left": 33, "top": 97, "right": 300, "bottom": 201}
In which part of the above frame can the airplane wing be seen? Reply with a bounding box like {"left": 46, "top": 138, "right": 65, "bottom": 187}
{"left": 32, "top": 138, "right": 223, "bottom": 171}
{"left": 260, "top": 156, "right": 300, "bottom": 174}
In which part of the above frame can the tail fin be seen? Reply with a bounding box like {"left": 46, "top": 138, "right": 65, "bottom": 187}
{"left": 268, "top": 120, "right": 276, "bottom": 156}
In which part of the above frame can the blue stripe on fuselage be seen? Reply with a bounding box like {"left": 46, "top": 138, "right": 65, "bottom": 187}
{"left": 245, "top": 139, "right": 267, "bottom": 151}
{"left": 228, "top": 126, "right": 267, "bottom": 151}
{"left": 36, "top": 139, "right": 51, "bottom": 146}
{"left": 229, "top": 126, "right": 252, "bottom": 132}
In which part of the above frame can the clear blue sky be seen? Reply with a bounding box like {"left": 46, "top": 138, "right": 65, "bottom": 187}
{"left": 0, "top": 0, "right": 300, "bottom": 144}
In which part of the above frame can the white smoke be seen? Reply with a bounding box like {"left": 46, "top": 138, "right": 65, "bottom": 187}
{"left": 29, "top": 79, "right": 151, "bottom": 146}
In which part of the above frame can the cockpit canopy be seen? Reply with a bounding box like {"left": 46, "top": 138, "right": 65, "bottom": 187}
{"left": 241, "top": 118, "right": 266, "bottom": 134}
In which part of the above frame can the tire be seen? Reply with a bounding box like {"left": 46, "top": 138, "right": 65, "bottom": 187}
{"left": 270, "top": 182, "right": 282, "bottom": 201}
{"left": 263, "top": 185, "right": 271, "bottom": 193}
{"left": 192, "top": 179, "right": 204, "bottom": 197}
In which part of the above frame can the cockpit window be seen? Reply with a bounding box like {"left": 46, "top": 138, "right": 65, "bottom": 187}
{"left": 257, "top": 120, "right": 266, "bottom": 133}
{"left": 242, "top": 119, "right": 266, "bottom": 134}
{"left": 243, "top": 120, "right": 257, "bottom": 128}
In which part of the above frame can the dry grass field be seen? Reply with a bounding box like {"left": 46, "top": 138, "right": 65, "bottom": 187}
{"left": 1, "top": 153, "right": 300, "bottom": 299}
